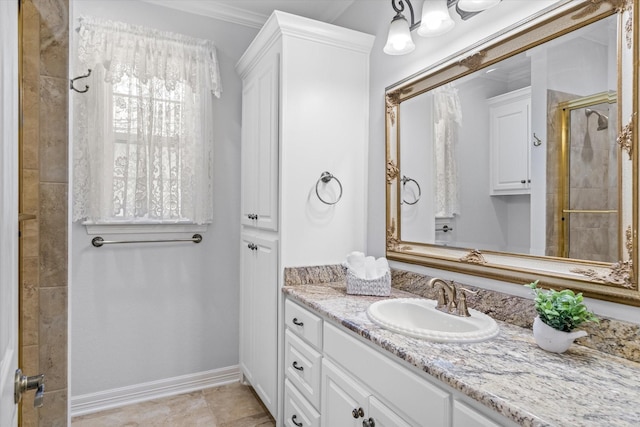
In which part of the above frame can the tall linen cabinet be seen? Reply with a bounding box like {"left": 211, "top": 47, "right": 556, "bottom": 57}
{"left": 235, "top": 11, "right": 374, "bottom": 424}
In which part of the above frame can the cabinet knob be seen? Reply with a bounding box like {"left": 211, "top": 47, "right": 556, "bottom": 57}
{"left": 292, "top": 361, "right": 304, "bottom": 371}
{"left": 291, "top": 415, "right": 303, "bottom": 427}
{"left": 363, "top": 417, "right": 376, "bottom": 427}
{"left": 520, "top": 180, "right": 526, "bottom": 184}
{"left": 292, "top": 318, "right": 304, "bottom": 327}
{"left": 352, "top": 407, "right": 364, "bottom": 418}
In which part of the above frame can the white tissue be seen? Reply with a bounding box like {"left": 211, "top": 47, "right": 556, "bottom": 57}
{"left": 345, "top": 251, "right": 389, "bottom": 280}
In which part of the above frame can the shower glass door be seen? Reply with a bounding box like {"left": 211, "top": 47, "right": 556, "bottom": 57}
{"left": 560, "top": 93, "right": 619, "bottom": 262}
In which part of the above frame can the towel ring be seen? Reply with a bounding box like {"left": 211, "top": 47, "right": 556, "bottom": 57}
{"left": 315, "top": 171, "right": 343, "bottom": 205}
{"left": 401, "top": 175, "right": 421, "bottom": 205}
{"left": 70, "top": 69, "right": 92, "bottom": 93}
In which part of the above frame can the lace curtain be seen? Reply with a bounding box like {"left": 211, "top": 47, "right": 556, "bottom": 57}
{"left": 72, "top": 17, "right": 221, "bottom": 224}
{"left": 433, "top": 84, "right": 461, "bottom": 218}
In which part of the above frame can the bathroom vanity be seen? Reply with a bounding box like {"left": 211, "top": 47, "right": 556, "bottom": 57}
{"left": 281, "top": 275, "right": 640, "bottom": 427}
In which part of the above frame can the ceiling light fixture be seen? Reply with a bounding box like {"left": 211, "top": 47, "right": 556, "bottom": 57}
{"left": 384, "top": 0, "right": 502, "bottom": 55}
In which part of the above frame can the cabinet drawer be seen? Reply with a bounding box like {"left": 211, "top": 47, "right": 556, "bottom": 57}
{"left": 284, "top": 379, "right": 320, "bottom": 427}
{"left": 285, "top": 299, "right": 323, "bottom": 349}
{"left": 285, "top": 329, "right": 322, "bottom": 409}
{"left": 324, "top": 322, "right": 450, "bottom": 426}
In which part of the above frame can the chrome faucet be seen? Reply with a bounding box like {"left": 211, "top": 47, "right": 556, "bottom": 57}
{"left": 427, "top": 278, "right": 474, "bottom": 317}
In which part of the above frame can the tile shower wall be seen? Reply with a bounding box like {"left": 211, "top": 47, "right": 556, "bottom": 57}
{"left": 19, "top": 0, "right": 69, "bottom": 426}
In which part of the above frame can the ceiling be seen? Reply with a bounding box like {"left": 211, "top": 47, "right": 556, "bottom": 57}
{"left": 140, "top": 0, "right": 356, "bottom": 29}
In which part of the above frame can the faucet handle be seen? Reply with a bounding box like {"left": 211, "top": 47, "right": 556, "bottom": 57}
{"left": 454, "top": 287, "right": 477, "bottom": 317}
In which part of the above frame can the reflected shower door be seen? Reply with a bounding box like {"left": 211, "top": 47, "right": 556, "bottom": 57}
{"left": 561, "top": 96, "right": 618, "bottom": 262}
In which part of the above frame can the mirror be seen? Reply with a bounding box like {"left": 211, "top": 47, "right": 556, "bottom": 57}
{"left": 386, "top": 1, "right": 639, "bottom": 305}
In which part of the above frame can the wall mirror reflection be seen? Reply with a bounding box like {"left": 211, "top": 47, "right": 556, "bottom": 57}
{"left": 386, "top": 1, "right": 638, "bottom": 305}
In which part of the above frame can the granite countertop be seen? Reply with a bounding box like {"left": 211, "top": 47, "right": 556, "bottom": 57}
{"left": 282, "top": 282, "right": 640, "bottom": 427}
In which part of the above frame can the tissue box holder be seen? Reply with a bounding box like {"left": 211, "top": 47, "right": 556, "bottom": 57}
{"left": 346, "top": 269, "right": 391, "bottom": 297}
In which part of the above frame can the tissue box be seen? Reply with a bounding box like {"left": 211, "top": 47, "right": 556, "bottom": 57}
{"left": 345, "top": 268, "right": 391, "bottom": 296}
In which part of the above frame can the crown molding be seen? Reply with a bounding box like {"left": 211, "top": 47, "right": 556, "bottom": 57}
{"left": 138, "top": 0, "right": 355, "bottom": 29}
{"left": 139, "top": 0, "right": 268, "bottom": 29}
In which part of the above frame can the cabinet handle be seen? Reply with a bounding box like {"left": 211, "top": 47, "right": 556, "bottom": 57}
{"left": 292, "top": 361, "right": 304, "bottom": 371}
{"left": 292, "top": 318, "right": 304, "bottom": 326}
{"left": 352, "top": 407, "right": 364, "bottom": 418}
{"left": 247, "top": 243, "right": 257, "bottom": 250}
{"left": 291, "top": 415, "right": 303, "bottom": 427}
{"left": 363, "top": 417, "right": 376, "bottom": 427}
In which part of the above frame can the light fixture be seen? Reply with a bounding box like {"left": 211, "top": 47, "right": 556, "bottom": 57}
{"left": 383, "top": 5, "right": 416, "bottom": 55}
{"left": 384, "top": 0, "right": 502, "bottom": 55}
{"left": 418, "top": 0, "right": 455, "bottom": 37}
{"left": 383, "top": 1, "right": 416, "bottom": 55}
{"left": 457, "top": 0, "right": 501, "bottom": 12}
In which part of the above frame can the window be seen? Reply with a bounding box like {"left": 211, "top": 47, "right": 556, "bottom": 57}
{"left": 72, "top": 17, "right": 221, "bottom": 226}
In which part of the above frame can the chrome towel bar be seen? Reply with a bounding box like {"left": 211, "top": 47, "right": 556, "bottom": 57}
{"left": 92, "top": 233, "right": 203, "bottom": 248}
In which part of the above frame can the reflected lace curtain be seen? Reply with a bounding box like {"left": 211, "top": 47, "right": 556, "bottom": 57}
{"left": 433, "top": 84, "right": 461, "bottom": 218}
{"left": 72, "top": 17, "right": 221, "bottom": 224}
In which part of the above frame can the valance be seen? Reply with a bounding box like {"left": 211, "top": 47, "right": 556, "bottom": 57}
{"left": 77, "top": 16, "right": 221, "bottom": 97}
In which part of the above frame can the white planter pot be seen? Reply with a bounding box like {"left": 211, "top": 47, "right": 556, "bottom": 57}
{"left": 532, "top": 316, "right": 587, "bottom": 353}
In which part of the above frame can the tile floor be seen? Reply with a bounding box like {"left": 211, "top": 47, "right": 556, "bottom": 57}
{"left": 71, "top": 382, "right": 275, "bottom": 427}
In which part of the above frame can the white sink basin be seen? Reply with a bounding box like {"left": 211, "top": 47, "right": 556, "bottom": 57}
{"left": 367, "top": 298, "right": 499, "bottom": 343}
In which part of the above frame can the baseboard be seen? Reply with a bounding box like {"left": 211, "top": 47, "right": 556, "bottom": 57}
{"left": 70, "top": 365, "right": 241, "bottom": 417}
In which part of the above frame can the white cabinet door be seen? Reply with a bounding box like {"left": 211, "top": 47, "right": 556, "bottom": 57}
{"left": 368, "top": 396, "right": 413, "bottom": 427}
{"left": 240, "top": 52, "right": 279, "bottom": 231}
{"left": 453, "top": 400, "right": 503, "bottom": 427}
{"left": 489, "top": 88, "right": 531, "bottom": 195}
{"left": 321, "top": 359, "right": 369, "bottom": 427}
{"left": 239, "top": 233, "right": 278, "bottom": 416}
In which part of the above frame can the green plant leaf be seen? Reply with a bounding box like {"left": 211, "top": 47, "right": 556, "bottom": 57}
{"left": 524, "top": 282, "right": 599, "bottom": 331}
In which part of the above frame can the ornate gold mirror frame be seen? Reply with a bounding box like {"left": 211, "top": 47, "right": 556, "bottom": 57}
{"left": 386, "top": 0, "right": 639, "bottom": 305}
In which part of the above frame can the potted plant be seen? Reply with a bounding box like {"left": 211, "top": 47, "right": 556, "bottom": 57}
{"left": 525, "top": 281, "right": 599, "bottom": 353}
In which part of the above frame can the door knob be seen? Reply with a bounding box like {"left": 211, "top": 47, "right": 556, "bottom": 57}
{"left": 14, "top": 368, "right": 45, "bottom": 408}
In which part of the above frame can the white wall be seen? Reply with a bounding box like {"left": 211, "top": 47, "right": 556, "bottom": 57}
{"left": 333, "top": 0, "right": 640, "bottom": 323}
{"left": 70, "top": 0, "right": 257, "bottom": 396}
{"left": 400, "top": 94, "right": 435, "bottom": 243}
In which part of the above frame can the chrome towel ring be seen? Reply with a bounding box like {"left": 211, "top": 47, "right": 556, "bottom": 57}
{"left": 401, "top": 175, "right": 421, "bottom": 205}
{"left": 315, "top": 171, "right": 343, "bottom": 205}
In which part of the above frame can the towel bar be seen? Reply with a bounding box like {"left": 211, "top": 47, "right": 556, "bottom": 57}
{"left": 92, "top": 234, "right": 203, "bottom": 247}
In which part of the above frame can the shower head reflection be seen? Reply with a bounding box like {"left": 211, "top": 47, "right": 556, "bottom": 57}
{"left": 585, "top": 108, "right": 608, "bottom": 131}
